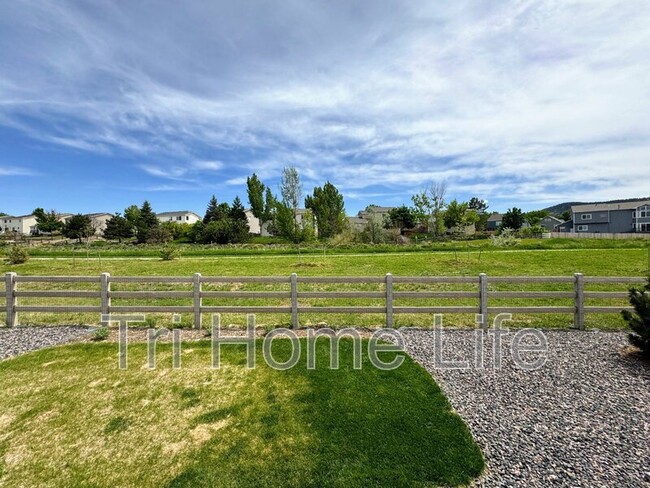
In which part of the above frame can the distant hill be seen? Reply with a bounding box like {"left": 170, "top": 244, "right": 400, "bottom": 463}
{"left": 543, "top": 197, "right": 650, "bottom": 216}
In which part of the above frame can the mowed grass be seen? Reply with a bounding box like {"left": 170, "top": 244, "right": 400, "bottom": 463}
{"left": 0, "top": 339, "right": 484, "bottom": 487}
{"left": 1, "top": 246, "right": 648, "bottom": 329}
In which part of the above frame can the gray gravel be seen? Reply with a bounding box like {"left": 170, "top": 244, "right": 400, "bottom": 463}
{"left": 0, "top": 326, "right": 92, "bottom": 360}
{"left": 401, "top": 329, "right": 650, "bottom": 487}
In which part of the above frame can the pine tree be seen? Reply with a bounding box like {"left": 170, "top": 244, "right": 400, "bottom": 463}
{"left": 203, "top": 196, "right": 220, "bottom": 224}
{"left": 622, "top": 278, "right": 650, "bottom": 356}
{"left": 136, "top": 201, "right": 159, "bottom": 244}
{"left": 103, "top": 214, "right": 133, "bottom": 242}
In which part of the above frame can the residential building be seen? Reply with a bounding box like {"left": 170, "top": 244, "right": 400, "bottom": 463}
{"left": 87, "top": 213, "right": 113, "bottom": 235}
{"left": 539, "top": 215, "right": 564, "bottom": 231}
{"left": 156, "top": 211, "right": 201, "bottom": 225}
{"left": 1, "top": 215, "right": 38, "bottom": 235}
{"left": 554, "top": 220, "right": 573, "bottom": 232}
{"left": 571, "top": 200, "right": 650, "bottom": 233}
{"left": 486, "top": 213, "right": 503, "bottom": 231}
{"left": 244, "top": 209, "right": 272, "bottom": 236}
{"left": 347, "top": 216, "right": 367, "bottom": 231}
{"left": 358, "top": 206, "right": 394, "bottom": 223}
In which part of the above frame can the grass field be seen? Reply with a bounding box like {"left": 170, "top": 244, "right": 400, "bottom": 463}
{"left": 1, "top": 244, "right": 649, "bottom": 329}
{"left": 0, "top": 339, "right": 484, "bottom": 487}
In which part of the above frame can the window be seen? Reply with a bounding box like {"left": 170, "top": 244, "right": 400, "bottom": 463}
{"left": 186, "top": 216, "right": 189, "bottom": 220}
{"left": 581, "top": 214, "right": 592, "bottom": 220}
{"left": 577, "top": 225, "right": 589, "bottom": 231}
{"left": 640, "top": 223, "right": 650, "bottom": 232}
{"left": 177, "top": 216, "right": 182, "bottom": 221}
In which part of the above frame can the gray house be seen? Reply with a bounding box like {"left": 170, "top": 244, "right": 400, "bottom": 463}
{"left": 486, "top": 213, "right": 503, "bottom": 231}
{"left": 539, "top": 215, "right": 564, "bottom": 231}
{"left": 571, "top": 200, "right": 650, "bottom": 233}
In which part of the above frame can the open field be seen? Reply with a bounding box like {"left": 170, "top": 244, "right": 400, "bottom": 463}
{"left": 1, "top": 245, "right": 648, "bottom": 329}
{"left": 0, "top": 338, "right": 484, "bottom": 487}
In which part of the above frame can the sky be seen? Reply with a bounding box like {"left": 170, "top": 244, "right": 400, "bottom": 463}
{"left": 1, "top": 0, "right": 649, "bottom": 217}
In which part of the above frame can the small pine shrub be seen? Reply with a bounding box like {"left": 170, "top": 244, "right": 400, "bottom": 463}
{"left": 621, "top": 278, "right": 650, "bottom": 357}
{"left": 160, "top": 243, "right": 180, "bottom": 261}
{"left": 6, "top": 245, "right": 29, "bottom": 264}
{"left": 92, "top": 327, "right": 109, "bottom": 341}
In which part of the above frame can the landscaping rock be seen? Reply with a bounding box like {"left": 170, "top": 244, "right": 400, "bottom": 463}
{"left": 401, "top": 329, "right": 650, "bottom": 488}
{"left": 0, "top": 326, "right": 92, "bottom": 360}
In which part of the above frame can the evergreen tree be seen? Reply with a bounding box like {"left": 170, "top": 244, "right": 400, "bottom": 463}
{"left": 384, "top": 206, "right": 416, "bottom": 233}
{"left": 103, "top": 214, "right": 133, "bottom": 242}
{"left": 33, "top": 208, "right": 63, "bottom": 234}
{"left": 62, "top": 214, "right": 94, "bottom": 242}
{"left": 203, "top": 196, "right": 220, "bottom": 224}
{"left": 136, "top": 201, "right": 159, "bottom": 244}
{"left": 502, "top": 207, "right": 525, "bottom": 230}
{"left": 622, "top": 278, "right": 650, "bottom": 356}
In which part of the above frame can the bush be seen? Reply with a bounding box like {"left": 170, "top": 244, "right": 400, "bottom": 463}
{"left": 621, "top": 278, "right": 650, "bottom": 357}
{"left": 92, "top": 327, "right": 109, "bottom": 341}
{"left": 489, "top": 228, "right": 520, "bottom": 247}
{"left": 159, "top": 243, "right": 180, "bottom": 261}
{"left": 6, "top": 245, "right": 29, "bottom": 264}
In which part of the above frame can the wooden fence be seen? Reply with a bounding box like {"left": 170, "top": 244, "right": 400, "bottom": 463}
{"left": 1, "top": 272, "right": 643, "bottom": 330}
{"left": 548, "top": 232, "right": 650, "bottom": 239}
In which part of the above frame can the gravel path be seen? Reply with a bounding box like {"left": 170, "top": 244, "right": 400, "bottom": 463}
{"left": 402, "top": 329, "right": 650, "bottom": 487}
{"left": 0, "top": 326, "right": 92, "bottom": 360}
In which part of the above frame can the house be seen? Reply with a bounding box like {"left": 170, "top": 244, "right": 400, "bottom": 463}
{"left": 244, "top": 209, "right": 272, "bottom": 236}
{"left": 539, "top": 215, "right": 564, "bottom": 231}
{"left": 87, "top": 213, "right": 113, "bottom": 235}
{"left": 347, "top": 216, "right": 367, "bottom": 231}
{"left": 357, "top": 206, "right": 395, "bottom": 223}
{"left": 571, "top": 200, "right": 650, "bottom": 233}
{"left": 1, "top": 215, "right": 38, "bottom": 235}
{"left": 156, "top": 211, "right": 201, "bottom": 225}
{"left": 486, "top": 213, "right": 503, "bottom": 231}
{"left": 554, "top": 220, "right": 573, "bottom": 232}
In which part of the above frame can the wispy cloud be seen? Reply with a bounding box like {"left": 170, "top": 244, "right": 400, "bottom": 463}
{"left": 0, "top": 166, "right": 37, "bottom": 176}
{"left": 0, "top": 0, "right": 648, "bottom": 209}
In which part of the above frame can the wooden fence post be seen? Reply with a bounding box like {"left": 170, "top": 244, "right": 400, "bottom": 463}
{"left": 479, "top": 273, "right": 488, "bottom": 330}
{"left": 291, "top": 273, "right": 298, "bottom": 329}
{"left": 194, "top": 273, "right": 202, "bottom": 329}
{"left": 100, "top": 273, "right": 110, "bottom": 323}
{"left": 574, "top": 273, "right": 585, "bottom": 330}
{"left": 5, "top": 272, "right": 17, "bottom": 327}
{"left": 386, "top": 273, "right": 394, "bottom": 328}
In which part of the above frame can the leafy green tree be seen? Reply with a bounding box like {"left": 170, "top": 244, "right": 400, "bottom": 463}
{"left": 501, "top": 207, "right": 525, "bottom": 230}
{"left": 62, "top": 214, "right": 94, "bottom": 242}
{"left": 360, "top": 219, "right": 385, "bottom": 244}
{"left": 560, "top": 210, "right": 571, "bottom": 221}
{"left": 33, "top": 208, "right": 63, "bottom": 234}
{"left": 136, "top": 201, "right": 159, "bottom": 244}
{"left": 384, "top": 206, "right": 416, "bottom": 233}
{"left": 524, "top": 210, "right": 549, "bottom": 227}
{"left": 246, "top": 174, "right": 266, "bottom": 219}
{"left": 103, "top": 214, "right": 133, "bottom": 242}
{"left": 443, "top": 199, "right": 468, "bottom": 230}
{"left": 124, "top": 205, "right": 141, "bottom": 230}
{"left": 305, "top": 181, "right": 346, "bottom": 239}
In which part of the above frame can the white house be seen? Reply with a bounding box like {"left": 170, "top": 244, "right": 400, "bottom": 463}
{"left": 244, "top": 209, "right": 273, "bottom": 236}
{"left": 156, "top": 211, "right": 201, "bottom": 225}
{"left": 1, "top": 215, "right": 38, "bottom": 235}
{"left": 87, "top": 213, "right": 113, "bottom": 235}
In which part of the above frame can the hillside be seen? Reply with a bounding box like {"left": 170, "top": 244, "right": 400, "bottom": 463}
{"left": 543, "top": 197, "right": 650, "bottom": 216}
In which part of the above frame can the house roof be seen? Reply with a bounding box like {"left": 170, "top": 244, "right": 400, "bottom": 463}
{"left": 572, "top": 200, "right": 650, "bottom": 213}
{"left": 487, "top": 213, "right": 503, "bottom": 222}
{"left": 86, "top": 213, "right": 112, "bottom": 218}
{"left": 347, "top": 217, "right": 366, "bottom": 224}
{"left": 3, "top": 214, "right": 35, "bottom": 219}
{"left": 156, "top": 211, "right": 201, "bottom": 218}
{"left": 543, "top": 215, "right": 564, "bottom": 223}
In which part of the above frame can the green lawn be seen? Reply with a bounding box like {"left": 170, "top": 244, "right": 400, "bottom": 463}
{"left": 0, "top": 339, "right": 484, "bottom": 487}
{"left": 1, "top": 246, "right": 648, "bottom": 329}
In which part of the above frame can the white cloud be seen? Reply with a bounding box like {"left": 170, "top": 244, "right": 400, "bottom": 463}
{"left": 0, "top": 0, "right": 648, "bottom": 205}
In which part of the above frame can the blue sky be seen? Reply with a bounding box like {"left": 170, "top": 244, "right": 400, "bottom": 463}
{"left": 1, "top": 1, "right": 649, "bottom": 217}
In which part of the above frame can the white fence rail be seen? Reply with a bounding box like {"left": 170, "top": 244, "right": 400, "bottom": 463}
{"left": 548, "top": 232, "right": 650, "bottom": 239}
{"left": 1, "top": 272, "right": 644, "bottom": 330}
